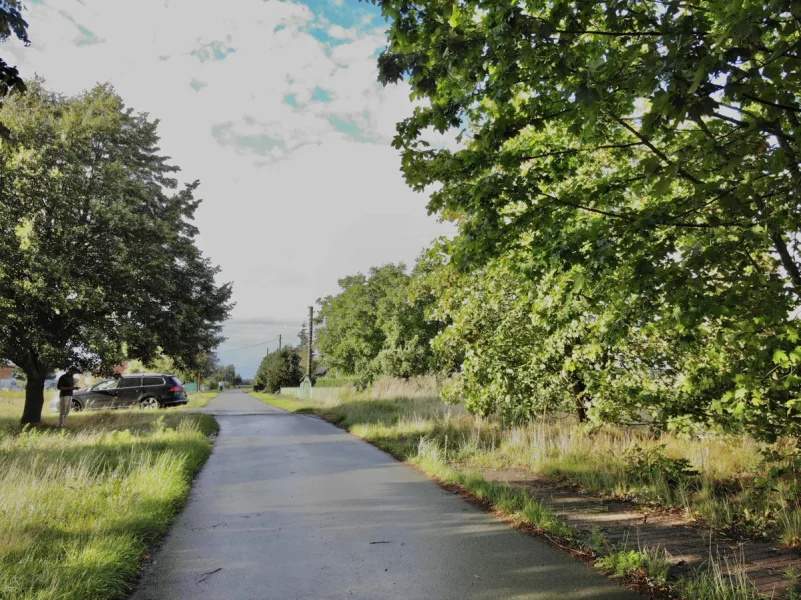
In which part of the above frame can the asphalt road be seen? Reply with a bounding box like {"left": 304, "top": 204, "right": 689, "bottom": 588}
{"left": 132, "top": 391, "right": 640, "bottom": 600}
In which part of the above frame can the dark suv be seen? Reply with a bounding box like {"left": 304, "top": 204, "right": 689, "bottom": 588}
{"left": 53, "top": 373, "right": 188, "bottom": 412}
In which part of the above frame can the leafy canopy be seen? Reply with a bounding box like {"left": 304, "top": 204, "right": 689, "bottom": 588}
{"left": 0, "top": 80, "right": 233, "bottom": 422}
{"left": 315, "top": 263, "right": 438, "bottom": 386}
{"left": 254, "top": 347, "right": 302, "bottom": 393}
{"left": 368, "top": 0, "right": 801, "bottom": 439}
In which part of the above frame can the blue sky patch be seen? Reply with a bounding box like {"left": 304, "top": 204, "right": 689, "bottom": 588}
{"left": 302, "top": 0, "right": 383, "bottom": 46}
{"left": 303, "top": 0, "right": 381, "bottom": 29}
{"left": 311, "top": 87, "right": 332, "bottom": 102}
{"left": 189, "top": 78, "right": 207, "bottom": 92}
{"left": 327, "top": 114, "right": 372, "bottom": 143}
{"left": 75, "top": 24, "right": 103, "bottom": 46}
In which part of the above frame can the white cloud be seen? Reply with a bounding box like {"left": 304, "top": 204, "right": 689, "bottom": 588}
{"left": 6, "top": 0, "right": 457, "bottom": 375}
{"left": 327, "top": 24, "right": 355, "bottom": 40}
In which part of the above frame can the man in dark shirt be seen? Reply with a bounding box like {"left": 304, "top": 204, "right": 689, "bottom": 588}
{"left": 57, "top": 368, "right": 80, "bottom": 427}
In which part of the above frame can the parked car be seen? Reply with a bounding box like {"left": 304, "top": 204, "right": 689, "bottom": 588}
{"left": 50, "top": 373, "right": 188, "bottom": 413}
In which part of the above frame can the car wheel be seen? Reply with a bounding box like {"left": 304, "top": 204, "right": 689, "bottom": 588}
{"left": 71, "top": 400, "right": 82, "bottom": 412}
{"left": 140, "top": 397, "right": 160, "bottom": 410}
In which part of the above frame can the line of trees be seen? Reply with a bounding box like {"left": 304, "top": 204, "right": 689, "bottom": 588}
{"left": 319, "top": 0, "right": 801, "bottom": 441}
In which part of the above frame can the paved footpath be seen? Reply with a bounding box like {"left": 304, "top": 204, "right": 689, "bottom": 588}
{"left": 133, "top": 391, "right": 640, "bottom": 600}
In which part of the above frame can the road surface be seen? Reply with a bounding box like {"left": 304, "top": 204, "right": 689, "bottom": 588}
{"left": 132, "top": 391, "right": 640, "bottom": 600}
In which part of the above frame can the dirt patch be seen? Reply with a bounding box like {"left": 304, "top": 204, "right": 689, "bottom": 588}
{"left": 482, "top": 468, "right": 801, "bottom": 598}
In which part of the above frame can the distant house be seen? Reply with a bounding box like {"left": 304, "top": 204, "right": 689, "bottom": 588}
{"left": 313, "top": 366, "right": 330, "bottom": 378}
{"left": 0, "top": 364, "right": 14, "bottom": 380}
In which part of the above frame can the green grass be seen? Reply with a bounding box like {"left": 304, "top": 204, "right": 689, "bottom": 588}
{"left": 0, "top": 411, "right": 217, "bottom": 600}
{"left": 0, "top": 390, "right": 29, "bottom": 419}
{"left": 675, "top": 553, "right": 760, "bottom": 600}
{"left": 178, "top": 390, "right": 218, "bottom": 410}
{"left": 596, "top": 546, "right": 670, "bottom": 584}
{"left": 254, "top": 394, "right": 316, "bottom": 413}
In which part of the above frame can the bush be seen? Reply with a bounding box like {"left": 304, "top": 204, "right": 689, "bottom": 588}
{"left": 254, "top": 347, "right": 302, "bottom": 393}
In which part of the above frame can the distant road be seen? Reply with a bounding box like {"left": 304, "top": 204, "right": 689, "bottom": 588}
{"left": 133, "top": 391, "right": 639, "bottom": 600}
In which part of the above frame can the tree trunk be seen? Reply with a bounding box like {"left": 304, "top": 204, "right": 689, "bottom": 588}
{"left": 772, "top": 231, "right": 801, "bottom": 299}
{"left": 21, "top": 368, "right": 47, "bottom": 425}
{"left": 572, "top": 377, "right": 590, "bottom": 423}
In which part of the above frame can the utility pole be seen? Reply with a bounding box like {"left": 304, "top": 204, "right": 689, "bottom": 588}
{"left": 307, "top": 306, "right": 314, "bottom": 378}
{"left": 278, "top": 334, "right": 282, "bottom": 351}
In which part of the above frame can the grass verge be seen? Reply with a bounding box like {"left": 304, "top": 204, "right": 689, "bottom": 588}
{"left": 0, "top": 411, "right": 217, "bottom": 600}
{"left": 178, "top": 390, "right": 219, "bottom": 410}
{"left": 253, "top": 391, "right": 786, "bottom": 600}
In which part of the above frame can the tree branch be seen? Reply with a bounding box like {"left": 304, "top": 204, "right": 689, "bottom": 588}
{"left": 515, "top": 142, "right": 644, "bottom": 162}
{"left": 609, "top": 111, "right": 705, "bottom": 186}
{"left": 742, "top": 93, "right": 801, "bottom": 114}
{"left": 772, "top": 232, "right": 801, "bottom": 298}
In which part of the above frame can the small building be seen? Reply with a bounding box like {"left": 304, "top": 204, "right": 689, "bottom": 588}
{"left": 313, "top": 366, "right": 330, "bottom": 378}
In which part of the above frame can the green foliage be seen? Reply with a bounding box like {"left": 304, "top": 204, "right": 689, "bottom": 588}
{"left": 316, "top": 263, "right": 439, "bottom": 386}
{"left": 0, "top": 1, "right": 29, "bottom": 137}
{"left": 625, "top": 445, "right": 698, "bottom": 488}
{"left": 0, "top": 81, "right": 232, "bottom": 423}
{"left": 254, "top": 347, "right": 302, "bottom": 393}
{"left": 209, "top": 363, "right": 241, "bottom": 387}
{"left": 368, "top": 0, "right": 801, "bottom": 441}
{"left": 596, "top": 547, "right": 670, "bottom": 584}
{"left": 313, "top": 376, "right": 356, "bottom": 388}
{"left": 588, "top": 527, "right": 607, "bottom": 555}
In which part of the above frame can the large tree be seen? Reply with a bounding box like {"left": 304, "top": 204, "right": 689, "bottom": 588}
{"left": 0, "top": 81, "right": 233, "bottom": 423}
{"left": 371, "top": 0, "right": 801, "bottom": 439}
{"left": 254, "top": 346, "right": 302, "bottom": 393}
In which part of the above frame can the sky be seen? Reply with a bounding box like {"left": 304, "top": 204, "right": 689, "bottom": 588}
{"left": 6, "top": 0, "right": 457, "bottom": 377}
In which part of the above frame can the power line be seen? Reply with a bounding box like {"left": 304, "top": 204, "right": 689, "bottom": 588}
{"left": 216, "top": 336, "right": 281, "bottom": 354}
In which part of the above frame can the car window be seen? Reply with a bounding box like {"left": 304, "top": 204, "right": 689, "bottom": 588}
{"left": 143, "top": 377, "right": 164, "bottom": 386}
{"left": 92, "top": 379, "right": 118, "bottom": 391}
{"left": 169, "top": 376, "right": 183, "bottom": 386}
{"left": 118, "top": 377, "right": 142, "bottom": 389}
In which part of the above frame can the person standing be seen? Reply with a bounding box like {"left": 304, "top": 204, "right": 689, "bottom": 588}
{"left": 57, "top": 368, "right": 80, "bottom": 427}
{"left": 218, "top": 381, "right": 224, "bottom": 392}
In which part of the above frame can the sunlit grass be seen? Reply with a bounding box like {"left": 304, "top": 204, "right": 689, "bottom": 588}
{"left": 177, "top": 390, "right": 218, "bottom": 410}
{"left": 0, "top": 412, "right": 216, "bottom": 600}
{"left": 252, "top": 385, "right": 801, "bottom": 544}
{"left": 675, "top": 550, "right": 760, "bottom": 600}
